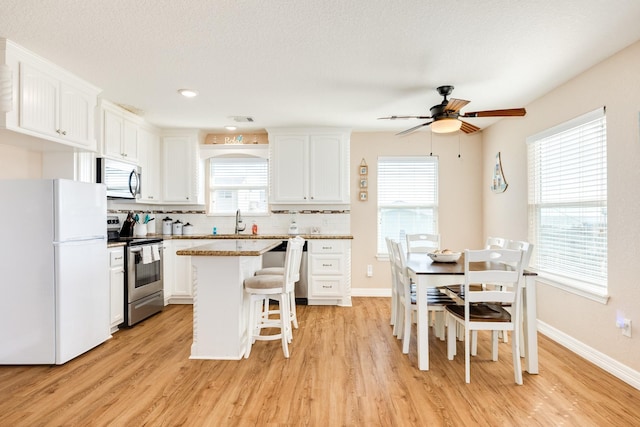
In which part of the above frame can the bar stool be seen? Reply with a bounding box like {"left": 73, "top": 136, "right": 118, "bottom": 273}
{"left": 253, "top": 240, "right": 304, "bottom": 330}
{"left": 243, "top": 237, "right": 305, "bottom": 358}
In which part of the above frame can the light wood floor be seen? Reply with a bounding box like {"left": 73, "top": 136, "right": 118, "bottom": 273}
{"left": 1, "top": 298, "right": 639, "bottom": 426}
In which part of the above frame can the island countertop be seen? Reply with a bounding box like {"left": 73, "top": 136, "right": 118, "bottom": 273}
{"left": 176, "top": 239, "right": 282, "bottom": 256}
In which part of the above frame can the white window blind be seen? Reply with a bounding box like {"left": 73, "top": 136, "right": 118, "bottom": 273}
{"left": 377, "top": 156, "right": 438, "bottom": 254}
{"left": 208, "top": 157, "right": 268, "bottom": 214}
{"left": 527, "top": 107, "right": 607, "bottom": 293}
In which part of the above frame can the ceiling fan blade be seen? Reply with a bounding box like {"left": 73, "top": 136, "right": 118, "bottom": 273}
{"left": 461, "top": 108, "right": 526, "bottom": 118}
{"left": 459, "top": 120, "right": 481, "bottom": 134}
{"left": 378, "top": 115, "right": 431, "bottom": 120}
{"left": 444, "top": 98, "right": 470, "bottom": 113}
{"left": 396, "top": 121, "right": 433, "bottom": 136}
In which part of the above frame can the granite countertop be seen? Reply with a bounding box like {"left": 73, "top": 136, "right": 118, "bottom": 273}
{"left": 176, "top": 239, "right": 282, "bottom": 256}
{"left": 156, "top": 233, "right": 353, "bottom": 240}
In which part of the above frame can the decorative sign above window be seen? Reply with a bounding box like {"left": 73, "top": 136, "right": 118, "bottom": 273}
{"left": 491, "top": 152, "right": 508, "bottom": 193}
{"left": 359, "top": 158, "right": 368, "bottom": 201}
{"left": 205, "top": 132, "right": 268, "bottom": 145}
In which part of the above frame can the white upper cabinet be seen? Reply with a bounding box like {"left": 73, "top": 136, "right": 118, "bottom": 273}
{"left": 162, "top": 132, "right": 202, "bottom": 204}
{"left": 1, "top": 39, "right": 100, "bottom": 151}
{"left": 138, "top": 126, "right": 161, "bottom": 203}
{"left": 100, "top": 101, "right": 140, "bottom": 163}
{"left": 269, "top": 128, "right": 350, "bottom": 206}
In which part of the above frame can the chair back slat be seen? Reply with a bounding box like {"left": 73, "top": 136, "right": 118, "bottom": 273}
{"left": 406, "top": 233, "right": 440, "bottom": 254}
{"left": 485, "top": 236, "right": 507, "bottom": 249}
{"left": 505, "top": 239, "right": 534, "bottom": 269}
{"left": 464, "top": 249, "right": 523, "bottom": 306}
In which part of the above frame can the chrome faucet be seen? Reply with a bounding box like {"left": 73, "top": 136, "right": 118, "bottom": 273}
{"left": 235, "top": 209, "right": 246, "bottom": 234}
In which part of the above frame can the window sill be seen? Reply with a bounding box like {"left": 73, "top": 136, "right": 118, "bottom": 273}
{"left": 533, "top": 270, "right": 609, "bottom": 304}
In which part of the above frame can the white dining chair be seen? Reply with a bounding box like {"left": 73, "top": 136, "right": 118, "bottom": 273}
{"left": 390, "top": 239, "right": 455, "bottom": 353}
{"left": 243, "top": 236, "right": 305, "bottom": 358}
{"left": 385, "top": 237, "right": 399, "bottom": 334}
{"left": 406, "top": 233, "right": 440, "bottom": 254}
{"left": 499, "top": 239, "right": 533, "bottom": 347}
{"left": 486, "top": 236, "right": 507, "bottom": 249}
{"left": 446, "top": 248, "right": 525, "bottom": 384}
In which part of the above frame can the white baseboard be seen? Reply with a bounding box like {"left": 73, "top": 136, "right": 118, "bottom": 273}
{"left": 351, "top": 288, "right": 391, "bottom": 297}
{"left": 538, "top": 320, "right": 640, "bottom": 390}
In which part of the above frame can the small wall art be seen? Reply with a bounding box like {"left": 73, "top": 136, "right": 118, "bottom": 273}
{"left": 491, "top": 152, "right": 508, "bottom": 193}
{"left": 359, "top": 158, "right": 368, "bottom": 201}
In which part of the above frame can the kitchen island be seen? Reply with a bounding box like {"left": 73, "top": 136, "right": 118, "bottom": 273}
{"left": 176, "top": 239, "right": 281, "bottom": 360}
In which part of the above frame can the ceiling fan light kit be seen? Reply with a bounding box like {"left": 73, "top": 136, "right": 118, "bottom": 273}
{"left": 379, "top": 85, "right": 526, "bottom": 136}
{"left": 431, "top": 118, "right": 462, "bottom": 133}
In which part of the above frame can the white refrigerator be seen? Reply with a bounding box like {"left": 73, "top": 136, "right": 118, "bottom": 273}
{"left": 0, "top": 179, "right": 110, "bottom": 364}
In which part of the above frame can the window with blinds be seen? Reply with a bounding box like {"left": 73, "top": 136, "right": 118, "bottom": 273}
{"left": 208, "top": 157, "right": 268, "bottom": 214}
{"left": 377, "top": 156, "right": 438, "bottom": 254}
{"left": 527, "top": 107, "right": 607, "bottom": 296}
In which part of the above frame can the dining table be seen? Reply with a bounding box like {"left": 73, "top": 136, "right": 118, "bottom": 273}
{"left": 405, "top": 253, "right": 539, "bottom": 373}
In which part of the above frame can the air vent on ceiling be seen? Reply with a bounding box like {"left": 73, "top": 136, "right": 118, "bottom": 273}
{"left": 229, "top": 116, "right": 255, "bottom": 123}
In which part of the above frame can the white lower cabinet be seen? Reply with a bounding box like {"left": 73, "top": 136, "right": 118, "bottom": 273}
{"left": 108, "top": 246, "right": 125, "bottom": 332}
{"left": 163, "top": 239, "right": 214, "bottom": 304}
{"left": 171, "top": 240, "right": 195, "bottom": 302}
{"left": 308, "top": 240, "right": 352, "bottom": 306}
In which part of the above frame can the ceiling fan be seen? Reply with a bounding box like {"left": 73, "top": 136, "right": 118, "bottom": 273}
{"left": 379, "top": 85, "right": 526, "bottom": 135}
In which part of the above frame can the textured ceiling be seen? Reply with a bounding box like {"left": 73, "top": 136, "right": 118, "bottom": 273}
{"left": 2, "top": 0, "right": 640, "bottom": 134}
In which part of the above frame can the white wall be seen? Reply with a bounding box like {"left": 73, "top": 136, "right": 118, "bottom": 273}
{"left": 483, "top": 40, "right": 640, "bottom": 372}
{"left": 350, "top": 130, "right": 484, "bottom": 292}
{"left": 0, "top": 144, "right": 41, "bottom": 178}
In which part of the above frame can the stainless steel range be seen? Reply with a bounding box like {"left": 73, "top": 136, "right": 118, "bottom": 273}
{"left": 108, "top": 216, "right": 164, "bottom": 326}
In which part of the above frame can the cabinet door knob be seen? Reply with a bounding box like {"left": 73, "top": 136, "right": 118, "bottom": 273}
{"left": 61, "top": 130, "right": 67, "bottom": 136}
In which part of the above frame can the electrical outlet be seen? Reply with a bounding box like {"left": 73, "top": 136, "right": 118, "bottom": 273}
{"left": 622, "top": 319, "right": 632, "bottom": 338}
{"left": 366, "top": 264, "right": 373, "bottom": 277}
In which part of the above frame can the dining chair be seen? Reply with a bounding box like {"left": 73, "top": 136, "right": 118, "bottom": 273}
{"left": 385, "top": 237, "right": 399, "bottom": 334}
{"left": 243, "top": 236, "right": 305, "bottom": 358}
{"left": 446, "top": 248, "right": 525, "bottom": 384}
{"left": 390, "top": 239, "right": 455, "bottom": 353}
{"left": 406, "top": 233, "right": 440, "bottom": 254}
{"left": 476, "top": 238, "right": 532, "bottom": 346}
{"left": 486, "top": 236, "right": 507, "bottom": 249}
{"left": 498, "top": 239, "right": 534, "bottom": 347}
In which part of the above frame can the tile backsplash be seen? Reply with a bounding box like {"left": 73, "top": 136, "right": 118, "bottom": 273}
{"left": 108, "top": 200, "right": 350, "bottom": 235}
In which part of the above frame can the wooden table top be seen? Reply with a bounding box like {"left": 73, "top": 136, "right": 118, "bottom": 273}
{"left": 406, "top": 253, "right": 536, "bottom": 276}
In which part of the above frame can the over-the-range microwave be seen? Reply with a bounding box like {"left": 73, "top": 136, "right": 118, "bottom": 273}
{"left": 96, "top": 158, "right": 141, "bottom": 199}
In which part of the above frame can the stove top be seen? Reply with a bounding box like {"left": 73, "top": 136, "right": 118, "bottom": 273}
{"left": 107, "top": 215, "right": 162, "bottom": 246}
{"left": 108, "top": 236, "right": 163, "bottom": 246}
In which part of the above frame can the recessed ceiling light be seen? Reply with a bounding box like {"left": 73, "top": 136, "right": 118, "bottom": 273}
{"left": 225, "top": 126, "right": 237, "bottom": 131}
{"left": 178, "top": 89, "right": 198, "bottom": 98}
